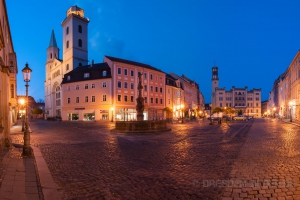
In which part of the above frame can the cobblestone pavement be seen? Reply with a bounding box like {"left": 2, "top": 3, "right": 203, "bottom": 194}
{"left": 222, "top": 118, "right": 300, "bottom": 199}
{"left": 8, "top": 118, "right": 300, "bottom": 200}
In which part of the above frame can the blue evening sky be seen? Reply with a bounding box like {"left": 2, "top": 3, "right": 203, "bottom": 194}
{"left": 6, "top": 0, "right": 300, "bottom": 102}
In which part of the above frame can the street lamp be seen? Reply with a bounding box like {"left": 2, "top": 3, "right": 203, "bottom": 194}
{"left": 18, "top": 98, "right": 25, "bottom": 131}
{"left": 111, "top": 107, "right": 114, "bottom": 122}
{"left": 181, "top": 104, "right": 184, "bottom": 124}
{"left": 22, "top": 63, "right": 32, "bottom": 156}
{"left": 289, "top": 101, "right": 293, "bottom": 122}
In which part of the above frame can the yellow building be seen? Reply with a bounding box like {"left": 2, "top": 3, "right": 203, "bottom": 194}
{"left": 0, "top": 0, "right": 18, "bottom": 152}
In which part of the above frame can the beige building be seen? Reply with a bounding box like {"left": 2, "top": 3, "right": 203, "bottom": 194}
{"left": 61, "top": 63, "right": 112, "bottom": 121}
{"left": 212, "top": 67, "right": 262, "bottom": 117}
{"left": 165, "top": 74, "right": 184, "bottom": 120}
{"left": 269, "top": 51, "right": 300, "bottom": 121}
{"left": 170, "top": 72, "right": 201, "bottom": 118}
{"left": 0, "top": 0, "right": 18, "bottom": 152}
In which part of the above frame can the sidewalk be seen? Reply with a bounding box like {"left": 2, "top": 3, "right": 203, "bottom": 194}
{"left": 281, "top": 118, "right": 300, "bottom": 127}
{"left": 0, "top": 121, "right": 61, "bottom": 200}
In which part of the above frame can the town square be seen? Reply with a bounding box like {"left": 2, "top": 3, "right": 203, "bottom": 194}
{"left": 1, "top": 0, "right": 300, "bottom": 199}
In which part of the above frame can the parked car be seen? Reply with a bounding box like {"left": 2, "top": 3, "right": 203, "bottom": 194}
{"left": 245, "top": 116, "right": 253, "bottom": 120}
{"left": 234, "top": 115, "right": 247, "bottom": 121}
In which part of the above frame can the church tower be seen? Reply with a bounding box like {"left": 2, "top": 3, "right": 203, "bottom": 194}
{"left": 61, "top": 5, "right": 89, "bottom": 71}
{"left": 47, "top": 30, "right": 59, "bottom": 61}
{"left": 211, "top": 66, "right": 219, "bottom": 109}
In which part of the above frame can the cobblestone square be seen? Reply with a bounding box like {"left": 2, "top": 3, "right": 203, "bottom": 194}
{"left": 6, "top": 118, "right": 300, "bottom": 199}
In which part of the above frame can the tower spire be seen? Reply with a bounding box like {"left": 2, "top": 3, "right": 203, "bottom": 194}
{"left": 48, "top": 30, "right": 57, "bottom": 48}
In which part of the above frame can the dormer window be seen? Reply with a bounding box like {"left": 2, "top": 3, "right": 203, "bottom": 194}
{"left": 103, "top": 71, "right": 107, "bottom": 76}
{"left": 84, "top": 73, "right": 90, "bottom": 78}
{"left": 67, "top": 75, "right": 70, "bottom": 81}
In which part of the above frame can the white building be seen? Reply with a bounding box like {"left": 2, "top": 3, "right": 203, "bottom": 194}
{"left": 45, "top": 5, "right": 89, "bottom": 118}
{"left": 211, "top": 66, "right": 262, "bottom": 117}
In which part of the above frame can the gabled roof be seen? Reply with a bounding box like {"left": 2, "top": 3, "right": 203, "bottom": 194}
{"left": 48, "top": 30, "right": 58, "bottom": 48}
{"left": 61, "top": 62, "right": 112, "bottom": 84}
{"left": 104, "top": 55, "right": 164, "bottom": 73}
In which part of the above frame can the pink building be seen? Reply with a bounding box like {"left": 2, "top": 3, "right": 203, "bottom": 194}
{"left": 104, "top": 56, "right": 166, "bottom": 121}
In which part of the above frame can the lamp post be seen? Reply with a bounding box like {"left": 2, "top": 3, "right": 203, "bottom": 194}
{"left": 18, "top": 98, "right": 25, "bottom": 131}
{"left": 181, "top": 104, "right": 184, "bottom": 124}
{"left": 289, "top": 101, "right": 292, "bottom": 122}
{"left": 22, "top": 63, "right": 32, "bottom": 156}
{"left": 111, "top": 107, "right": 114, "bottom": 122}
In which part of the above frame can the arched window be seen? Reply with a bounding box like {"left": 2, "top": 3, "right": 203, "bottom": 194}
{"left": 56, "top": 86, "right": 61, "bottom": 107}
{"left": 50, "top": 53, "right": 52, "bottom": 59}
{"left": 66, "top": 64, "right": 69, "bottom": 71}
{"left": 66, "top": 27, "right": 69, "bottom": 35}
{"left": 78, "top": 39, "right": 82, "bottom": 47}
{"left": 10, "top": 84, "right": 14, "bottom": 98}
{"left": 78, "top": 25, "right": 82, "bottom": 33}
{"left": 66, "top": 41, "right": 69, "bottom": 48}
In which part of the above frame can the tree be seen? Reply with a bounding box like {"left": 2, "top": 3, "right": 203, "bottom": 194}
{"left": 163, "top": 107, "right": 173, "bottom": 119}
{"left": 224, "top": 107, "right": 235, "bottom": 116}
{"left": 32, "top": 108, "right": 43, "bottom": 118}
{"left": 212, "top": 107, "right": 223, "bottom": 115}
{"left": 238, "top": 110, "right": 243, "bottom": 116}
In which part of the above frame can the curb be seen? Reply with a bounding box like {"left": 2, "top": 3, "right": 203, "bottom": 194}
{"left": 32, "top": 146, "right": 61, "bottom": 200}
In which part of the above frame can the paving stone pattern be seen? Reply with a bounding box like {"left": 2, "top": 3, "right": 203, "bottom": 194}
{"left": 222, "top": 119, "right": 300, "bottom": 199}
{"left": 7, "top": 119, "right": 256, "bottom": 200}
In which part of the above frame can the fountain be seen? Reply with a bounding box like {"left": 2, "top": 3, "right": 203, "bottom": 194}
{"left": 112, "top": 72, "right": 171, "bottom": 133}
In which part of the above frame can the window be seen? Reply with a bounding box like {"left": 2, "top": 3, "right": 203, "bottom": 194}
{"left": 118, "top": 81, "right": 121, "bottom": 88}
{"left": 76, "top": 97, "right": 79, "bottom": 103}
{"left": 103, "top": 71, "right": 107, "bottom": 76}
{"left": 130, "top": 96, "right": 134, "bottom": 102}
{"left": 124, "top": 95, "right": 128, "bottom": 102}
{"left": 66, "top": 41, "right": 69, "bottom": 48}
{"left": 150, "top": 86, "right": 153, "bottom": 92}
{"left": 78, "top": 39, "right": 82, "bottom": 47}
{"left": 50, "top": 53, "right": 52, "bottom": 59}
{"left": 144, "top": 73, "right": 147, "bottom": 79}
{"left": 92, "top": 84, "right": 95, "bottom": 88}
{"left": 66, "top": 27, "right": 69, "bottom": 35}
{"left": 84, "top": 73, "right": 90, "bottom": 78}
{"left": 219, "top": 97, "right": 223, "bottom": 101}
{"left": 85, "top": 84, "right": 88, "bottom": 89}
{"left": 117, "top": 95, "right": 121, "bottom": 101}
{"left": 144, "top": 85, "right": 147, "bottom": 91}
{"left": 168, "top": 89, "right": 170, "bottom": 94}
{"left": 220, "top": 103, "right": 222, "bottom": 107}
{"left": 92, "top": 96, "right": 95, "bottom": 102}
{"left": 150, "top": 74, "right": 153, "bottom": 80}
{"left": 150, "top": 98, "right": 153, "bottom": 103}
{"left": 155, "top": 87, "right": 158, "bottom": 92}
{"left": 256, "top": 103, "right": 258, "bottom": 107}
{"left": 76, "top": 85, "right": 79, "bottom": 90}
{"left": 155, "top": 98, "right": 158, "bottom": 104}
{"left": 67, "top": 98, "right": 70, "bottom": 104}
{"left": 124, "top": 69, "right": 128, "bottom": 75}
{"left": 103, "top": 95, "right": 107, "bottom": 102}
{"left": 66, "top": 64, "right": 69, "bottom": 71}
{"left": 10, "top": 84, "right": 14, "bottom": 98}
{"left": 118, "top": 68, "right": 121, "bottom": 74}
{"left": 160, "top": 99, "right": 163, "bottom": 104}
{"left": 144, "top": 97, "right": 147, "bottom": 103}
{"left": 256, "top": 98, "right": 259, "bottom": 101}
{"left": 67, "top": 76, "right": 70, "bottom": 81}
{"left": 168, "top": 99, "right": 170, "bottom": 104}
{"left": 124, "top": 82, "right": 128, "bottom": 89}
{"left": 85, "top": 96, "right": 88, "bottom": 102}
{"left": 130, "top": 83, "right": 134, "bottom": 89}
{"left": 78, "top": 25, "right": 82, "bottom": 33}
{"left": 130, "top": 70, "right": 134, "bottom": 76}
{"left": 67, "top": 86, "right": 70, "bottom": 91}
{"left": 160, "top": 88, "right": 162, "bottom": 93}
{"left": 103, "top": 82, "right": 106, "bottom": 88}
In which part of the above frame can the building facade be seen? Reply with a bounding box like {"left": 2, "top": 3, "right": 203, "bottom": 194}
{"left": 61, "top": 63, "right": 112, "bottom": 121}
{"left": 211, "top": 67, "right": 262, "bottom": 117}
{"left": 170, "top": 72, "right": 201, "bottom": 118}
{"left": 0, "top": 0, "right": 18, "bottom": 152}
{"left": 269, "top": 51, "right": 300, "bottom": 121}
{"left": 104, "top": 56, "right": 166, "bottom": 121}
{"left": 45, "top": 5, "right": 89, "bottom": 118}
